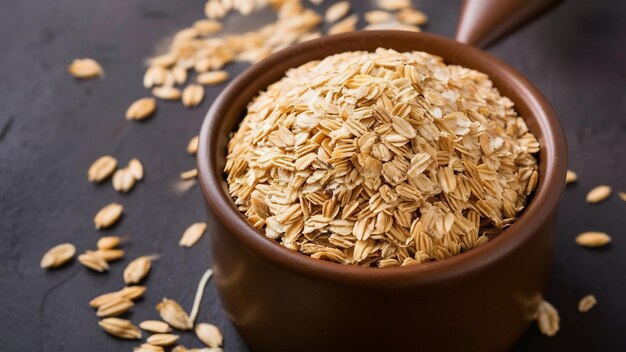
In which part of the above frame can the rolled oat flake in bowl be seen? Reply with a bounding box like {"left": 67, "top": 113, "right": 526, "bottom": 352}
{"left": 225, "top": 48, "right": 540, "bottom": 267}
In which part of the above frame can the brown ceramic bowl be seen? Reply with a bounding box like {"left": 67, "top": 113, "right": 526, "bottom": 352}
{"left": 198, "top": 31, "right": 567, "bottom": 352}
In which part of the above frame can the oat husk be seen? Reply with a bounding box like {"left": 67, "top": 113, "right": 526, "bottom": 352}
{"left": 40, "top": 243, "right": 76, "bottom": 269}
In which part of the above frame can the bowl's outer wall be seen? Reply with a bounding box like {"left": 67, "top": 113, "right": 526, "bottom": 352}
{"left": 211, "top": 207, "right": 554, "bottom": 352}
{"left": 199, "top": 31, "right": 566, "bottom": 352}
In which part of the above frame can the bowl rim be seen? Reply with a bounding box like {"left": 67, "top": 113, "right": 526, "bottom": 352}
{"left": 197, "top": 30, "right": 567, "bottom": 286}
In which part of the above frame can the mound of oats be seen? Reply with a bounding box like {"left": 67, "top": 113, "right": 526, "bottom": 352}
{"left": 225, "top": 48, "right": 540, "bottom": 267}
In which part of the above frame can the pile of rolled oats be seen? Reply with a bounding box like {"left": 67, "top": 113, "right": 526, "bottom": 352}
{"left": 225, "top": 48, "right": 540, "bottom": 267}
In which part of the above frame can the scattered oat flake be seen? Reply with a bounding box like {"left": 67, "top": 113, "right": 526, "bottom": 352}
{"left": 119, "top": 285, "right": 147, "bottom": 300}
{"left": 193, "top": 19, "right": 223, "bottom": 35}
{"left": 187, "top": 136, "right": 199, "bottom": 155}
{"left": 578, "top": 294, "right": 597, "bottom": 313}
{"left": 78, "top": 252, "right": 109, "bottom": 272}
{"left": 126, "top": 97, "right": 157, "bottom": 120}
{"left": 182, "top": 84, "right": 205, "bottom": 108}
{"left": 152, "top": 86, "right": 182, "bottom": 100}
{"left": 180, "top": 168, "right": 198, "bottom": 180}
{"left": 96, "top": 296, "right": 134, "bottom": 317}
{"left": 123, "top": 256, "right": 153, "bottom": 284}
{"left": 180, "top": 222, "right": 208, "bottom": 248}
{"left": 128, "top": 158, "right": 144, "bottom": 180}
{"left": 396, "top": 8, "right": 428, "bottom": 26}
{"left": 147, "top": 334, "right": 180, "bottom": 347}
{"left": 144, "top": 66, "right": 167, "bottom": 88}
{"left": 90, "top": 286, "right": 146, "bottom": 308}
{"left": 565, "top": 170, "right": 577, "bottom": 184}
{"left": 150, "top": 54, "right": 177, "bottom": 68}
{"left": 95, "top": 249, "right": 125, "bottom": 262}
{"left": 156, "top": 298, "right": 193, "bottom": 330}
{"left": 88, "top": 155, "right": 118, "bottom": 182}
{"left": 586, "top": 185, "right": 611, "bottom": 204}
{"left": 97, "top": 236, "right": 121, "bottom": 250}
{"left": 575, "top": 231, "right": 611, "bottom": 248}
{"left": 328, "top": 14, "right": 358, "bottom": 35}
{"left": 68, "top": 58, "right": 103, "bottom": 79}
{"left": 94, "top": 202, "right": 123, "bottom": 229}
{"left": 134, "top": 344, "right": 165, "bottom": 352}
{"left": 205, "top": 0, "right": 226, "bottom": 19}
{"left": 325, "top": 1, "right": 350, "bottom": 22}
{"left": 139, "top": 320, "right": 172, "bottom": 334}
{"left": 40, "top": 243, "right": 76, "bottom": 269}
{"left": 365, "top": 10, "right": 392, "bottom": 24}
{"left": 618, "top": 191, "right": 626, "bottom": 202}
{"left": 536, "top": 300, "right": 559, "bottom": 336}
{"left": 378, "top": 0, "right": 411, "bottom": 11}
{"left": 364, "top": 22, "right": 420, "bottom": 32}
{"left": 197, "top": 71, "right": 229, "bottom": 85}
{"left": 99, "top": 318, "right": 142, "bottom": 340}
{"left": 112, "top": 168, "right": 136, "bottom": 193}
{"left": 195, "top": 323, "right": 223, "bottom": 348}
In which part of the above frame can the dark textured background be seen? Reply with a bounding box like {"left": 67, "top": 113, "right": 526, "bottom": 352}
{"left": 0, "top": 0, "right": 624, "bottom": 351}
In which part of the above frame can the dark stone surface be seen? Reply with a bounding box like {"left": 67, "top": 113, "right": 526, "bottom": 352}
{"left": 0, "top": 0, "right": 624, "bottom": 351}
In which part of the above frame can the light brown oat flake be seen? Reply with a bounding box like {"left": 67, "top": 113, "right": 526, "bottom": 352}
{"left": 112, "top": 168, "right": 136, "bottom": 193}
{"left": 180, "top": 168, "right": 198, "bottom": 180}
{"left": 94, "top": 249, "right": 125, "bottom": 262}
{"left": 90, "top": 286, "right": 147, "bottom": 308}
{"left": 98, "top": 318, "right": 142, "bottom": 340}
{"left": 396, "top": 8, "right": 428, "bottom": 26}
{"left": 187, "top": 136, "right": 199, "bottom": 155}
{"left": 378, "top": 0, "right": 411, "bottom": 11}
{"left": 139, "top": 320, "right": 172, "bottom": 334}
{"left": 126, "top": 97, "right": 157, "bottom": 120}
{"left": 536, "top": 300, "right": 559, "bottom": 336}
{"left": 197, "top": 71, "right": 229, "bottom": 85}
{"left": 575, "top": 231, "right": 611, "bottom": 248}
{"left": 96, "top": 296, "right": 134, "bottom": 317}
{"left": 179, "top": 222, "right": 208, "bottom": 248}
{"left": 144, "top": 66, "right": 167, "bottom": 88}
{"left": 193, "top": 19, "right": 223, "bottom": 35}
{"left": 364, "top": 10, "right": 392, "bottom": 24}
{"left": 147, "top": 334, "right": 180, "bottom": 346}
{"left": 152, "top": 86, "right": 182, "bottom": 100}
{"left": 88, "top": 156, "right": 118, "bottom": 182}
{"left": 195, "top": 323, "right": 223, "bottom": 348}
{"left": 149, "top": 54, "right": 177, "bottom": 68}
{"left": 578, "top": 294, "right": 597, "bottom": 313}
{"left": 156, "top": 298, "right": 193, "bottom": 330}
{"left": 565, "top": 170, "right": 577, "bottom": 184}
{"left": 68, "top": 58, "right": 103, "bottom": 79}
{"left": 78, "top": 252, "right": 109, "bottom": 272}
{"left": 364, "top": 22, "right": 420, "bottom": 32}
{"left": 40, "top": 243, "right": 76, "bottom": 269}
{"left": 94, "top": 203, "right": 124, "bottom": 229}
{"left": 205, "top": 0, "right": 226, "bottom": 19}
{"left": 586, "top": 185, "right": 611, "bottom": 204}
{"left": 123, "top": 256, "right": 153, "bottom": 284}
{"left": 119, "top": 285, "right": 147, "bottom": 300}
{"left": 128, "top": 158, "right": 144, "bottom": 180}
{"left": 328, "top": 14, "right": 358, "bottom": 35}
{"left": 325, "top": 1, "right": 350, "bottom": 22}
{"left": 618, "top": 191, "right": 626, "bottom": 202}
{"left": 182, "top": 84, "right": 205, "bottom": 108}
{"left": 134, "top": 344, "right": 165, "bottom": 352}
{"left": 97, "top": 236, "right": 121, "bottom": 250}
